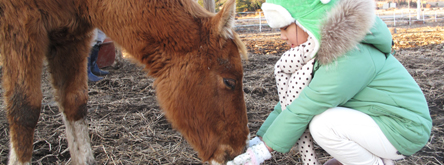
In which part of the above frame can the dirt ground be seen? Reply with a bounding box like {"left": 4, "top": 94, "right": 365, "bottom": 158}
{"left": 0, "top": 24, "right": 443, "bottom": 164}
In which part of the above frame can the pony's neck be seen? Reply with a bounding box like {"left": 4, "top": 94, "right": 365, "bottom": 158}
{"left": 85, "top": 0, "right": 212, "bottom": 62}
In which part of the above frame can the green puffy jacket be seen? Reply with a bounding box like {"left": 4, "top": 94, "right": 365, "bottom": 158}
{"left": 258, "top": 16, "right": 432, "bottom": 156}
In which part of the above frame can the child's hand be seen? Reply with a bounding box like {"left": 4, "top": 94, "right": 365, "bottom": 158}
{"left": 227, "top": 140, "right": 271, "bottom": 165}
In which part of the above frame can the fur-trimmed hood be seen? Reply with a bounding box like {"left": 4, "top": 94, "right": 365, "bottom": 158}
{"left": 316, "top": 0, "right": 377, "bottom": 65}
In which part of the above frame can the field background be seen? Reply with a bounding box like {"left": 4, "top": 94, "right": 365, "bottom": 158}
{"left": 1, "top": 20, "right": 444, "bottom": 165}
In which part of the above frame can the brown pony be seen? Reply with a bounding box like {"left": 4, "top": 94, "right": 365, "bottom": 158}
{"left": 0, "top": 0, "right": 249, "bottom": 164}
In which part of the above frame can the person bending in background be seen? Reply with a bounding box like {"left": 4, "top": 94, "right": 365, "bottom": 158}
{"left": 88, "top": 29, "right": 109, "bottom": 82}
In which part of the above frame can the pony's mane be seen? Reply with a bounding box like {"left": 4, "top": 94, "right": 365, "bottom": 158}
{"left": 180, "top": 0, "right": 215, "bottom": 18}
{"left": 181, "top": 0, "right": 248, "bottom": 60}
{"left": 233, "top": 32, "right": 248, "bottom": 60}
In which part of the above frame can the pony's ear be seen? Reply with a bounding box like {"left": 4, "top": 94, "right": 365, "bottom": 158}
{"left": 212, "top": 0, "right": 236, "bottom": 39}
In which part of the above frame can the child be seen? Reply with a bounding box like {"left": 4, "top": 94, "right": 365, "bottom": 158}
{"left": 228, "top": 0, "right": 432, "bottom": 164}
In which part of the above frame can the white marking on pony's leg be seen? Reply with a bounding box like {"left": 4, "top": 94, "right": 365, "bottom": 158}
{"left": 210, "top": 160, "right": 222, "bottom": 165}
{"left": 62, "top": 114, "right": 96, "bottom": 165}
{"left": 8, "top": 142, "right": 31, "bottom": 165}
{"left": 297, "top": 129, "right": 319, "bottom": 165}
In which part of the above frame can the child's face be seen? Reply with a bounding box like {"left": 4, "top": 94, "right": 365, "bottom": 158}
{"left": 280, "top": 23, "right": 309, "bottom": 48}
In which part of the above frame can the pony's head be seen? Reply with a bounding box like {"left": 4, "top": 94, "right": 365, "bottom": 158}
{"left": 148, "top": 0, "right": 249, "bottom": 163}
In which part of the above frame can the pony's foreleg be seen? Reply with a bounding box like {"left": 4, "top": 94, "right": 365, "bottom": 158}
{"left": 3, "top": 42, "right": 45, "bottom": 165}
{"left": 61, "top": 111, "right": 94, "bottom": 165}
{"left": 297, "top": 129, "right": 319, "bottom": 165}
{"left": 46, "top": 39, "right": 95, "bottom": 165}
{"left": 5, "top": 71, "right": 43, "bottom": 165}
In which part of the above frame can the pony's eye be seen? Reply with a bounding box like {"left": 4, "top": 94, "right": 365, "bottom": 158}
{"left": 223, "top": 78, "right": 236, "bottom": 90}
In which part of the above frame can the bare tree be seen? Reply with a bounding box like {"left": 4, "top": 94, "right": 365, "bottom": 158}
{"left": 204, "top": 0, "right": 216, "bottom": 13}
{"left": 193, "top": 0, "right": 215, "bottom": 13}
